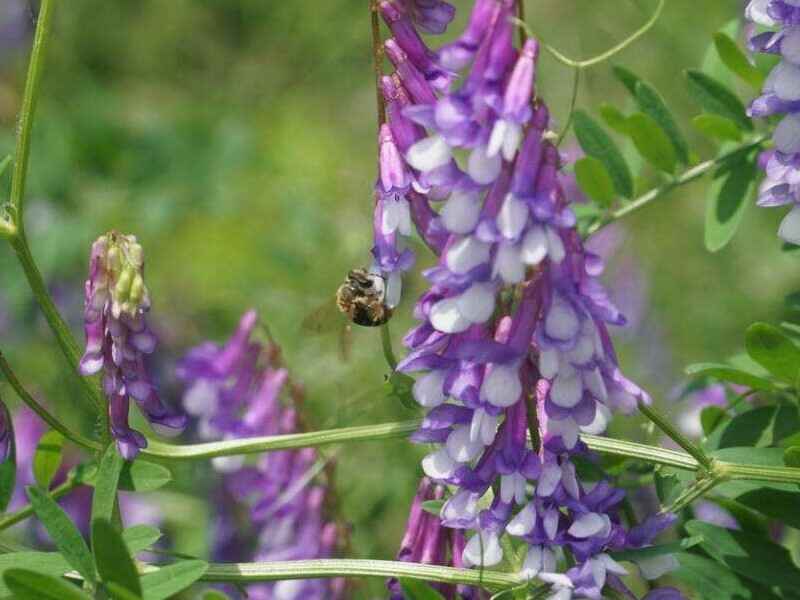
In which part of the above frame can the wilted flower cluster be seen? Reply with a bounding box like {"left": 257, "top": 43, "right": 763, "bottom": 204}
{"left": 372, "top": 1, "right": 682, "bottom": 597}
{"left": 79, "top": 232, "right": 186, "bottom": 459}
{"left": 178, "top": 310, "right": 344, "bottom": 600}
{"left": 746, "top": 0, "right": 800, "bottom": 243}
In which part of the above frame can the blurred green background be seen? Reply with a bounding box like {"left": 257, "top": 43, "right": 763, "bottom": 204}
{"left": 0, "top": 0, "right": 797, "bottom": 596}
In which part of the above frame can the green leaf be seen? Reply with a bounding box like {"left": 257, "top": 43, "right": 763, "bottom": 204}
{"left": 122, "top": 525, "right": 162, "bottom": 554}
{"left": 92, "top": 519, "right": 142, "bottom": 596}
{"left": 119, "top": 460, "right": 172, "bottom": 493}
{"left": 611, "top": 536, "right": 703, "bottom": 562}
{"left": 386, "top": 372, "right": 417, "bottom": 411}
{"left": 599, "top": 103, "right": 632, "bottom": 135}
{"left": 686, "top": 70, "right": 752, "bottom": 131}
{"left": 0, "top": 156, "right": 12, "bottom": 180}
{"left": 684, "top": 362, "right": 774, "bottom": 390}
{"left": 91, "top": 445, "right": 124, "bottom": 526}
{"left": 785, "top": 446, "right": 800, "bottom": 468}
{"left": 685, "top": 520, "right": 800, "bottom": 590}
{"left": 139, "top": 560, "right": 208, "bottom": 600}
{"left": 718, "top": 406, "right": 777, "bottom": 449}
{"left": 574, "top": 157, "right": 616, "bottom": 207}
{"left": 0, "top": 553, "right": 70, "bottom": 596}
{"left": 33, "top": 430, "right": 64, "bottom": 490}
{"left": 704, "top": 153, "right": 756, "bottom": 252}
{"left": 714, "top": 32, "right": 765, "bottom": 90}
{"left": 399, "top": 579, "right": 447, "bottom": 600}
{"left": 201, "top": 591, "right": 232, "bottom": 600}
{"left": 0, "top": 402, "right": 15, "bottom": 513}
{"left": 692, "top": 114, "right": 742, "bottom": 142}
{"left": 673, "top": 553, "right": 756, "bottom": 600}
{"left": 421, "top": 499, "right": 444, "bottom": 516}
{"left": 745, "top": 322, "right": 800, "bottom": 383}
{"left": 654, "top": 467, "right": 688, "bottom": 506}
{"left": 25, "top": 486, "right": 96, "bottom": 585}
{"left": 612, "top": 67, "right": 690, "bottom": 165}
{"left": 735, "top": 488, "right": 800, "bottom": 529}
{"left": 573, "top": 110, "right": 633, "bottom": 198}
{"left": 700, "top": 406, "right": 726, "bottom": 436}
{"left": 2, "top": 568, "right": 90, "bottom": 600}
{"left": 106, "top": 582, "right": 144, "bottom": 600}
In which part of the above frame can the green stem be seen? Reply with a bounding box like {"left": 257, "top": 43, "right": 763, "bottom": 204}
{"left": 557, "top": 67, "right": 581, "bottom": 145}
{"left": 636, "top": 400, "right": 711, "bottom": 469}
{"left": 9, "top": 0, "right": 55, "bottom": 225}
{"left": 518, "top": 0, "right": 664, "bottom": 70}
{"left": 380, "top": 324, "right": 398, "bottom": 370}
{"left": 8, "top": 237, "right": 107, "bottom": 420}
{"left": 0, "top": 220, "right": 15, "bottom": 239}
{"left": 0, "top": 352, "right": 100, "bottom": 451}
{"left": 663, "top": 475, "right": 719, "bottom": 513}
{"left": 141, "top": 420, "right": 422, "bottom": 460}
{"left": 581, "top": 433, "right": 699, "bottom": 470}
{"left": 201, "top": 559, "right": 520, "bottom": 590}
{"left": 585, "top": 135, "right": 769, "bottom": 236}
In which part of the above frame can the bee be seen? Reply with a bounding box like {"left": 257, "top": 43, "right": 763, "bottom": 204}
{"left": 335, "top": 268, "right": 393, "bottom": 327}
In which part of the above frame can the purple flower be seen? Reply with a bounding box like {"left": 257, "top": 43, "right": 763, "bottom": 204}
{"left": 79, "top": 232, "right": 186, "bottom": 459}
{"left": 180, "top": 311, "right": 344, "bottom": 600}
{"left": 746, "top": 0, "right": 800, "bottom": 242}
{"left": 379, "top": 2, "right": 675, "bottom": 595}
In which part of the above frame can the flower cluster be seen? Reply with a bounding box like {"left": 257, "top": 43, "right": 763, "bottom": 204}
{"left": 389, "top": 477, "right": 478, "bottom": 599}
{"left": 79, "top": 232, "right": 186, "bottom": 459}
{"left": 746, "top": 0, "right": 800, "bottom": 243}
{"left": 178, "top": 310, "right": 344, "bottom": 600}
{"left": 374, "top": 1, "right": 682, "bottom": 597}
{"left": 371, "top": 0, "right": 456, "bottom": 308}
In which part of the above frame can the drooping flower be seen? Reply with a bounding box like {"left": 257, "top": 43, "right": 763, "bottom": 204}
{"left": 179, "top": 310, "right": 345, "bottom": 600}
{"left": 376, "top": 1, "right": 682, "bottom": 597}
{"left": 746, "top": 0, "right": 800, "bottom": 243}
{"left": 79, "top": 232, "right": 186, "bottom": 459}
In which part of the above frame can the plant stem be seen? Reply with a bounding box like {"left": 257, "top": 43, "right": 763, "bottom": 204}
{"left": 580, "top": 433, "right": 699, "bottom": 470}
{"left": 201, "top": 558, "right": 520, "bottom": 590}
{"left": 8, "top": 237, "right": 107, "bottom": 420}
{"left": 538, "top": 0, "right": 665, "bottom": 69}
{"left": 380, "top": 324, "right": 398, "bottom": 370}
{"left": 9, "top": 0, "right": 55, "bottom": 225}
{"left": 585, "top": 135, "right": 769, "bottom": 236}
{"left": 636, "top": 400, "right": 711, "bottom": 469}
{"left": 141, "top": 419, "right": 422, "bottom": 460}
{"left": 557, "top": 66, "right": 581, "bottom": 145}
{"left": 663, "top": 475, "right": 719, "bottom": 513}
{"left": 0, "top": 352, "right": 100, "bottom": 451}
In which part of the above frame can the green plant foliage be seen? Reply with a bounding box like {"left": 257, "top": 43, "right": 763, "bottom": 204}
{"left": 686, "top": 70, "right": 753, "bottom": 130}
{"left": 573, "top": 110, "right": 633, "bottom": 198}
{"left": 139, "top": 560, "right": 208, "bottom": 600}
{"left": 32, "top": 430, "right": 64, "bottom": 490}
{"left": 92, "top": 519, "right": 142, "bottom": 598}
{"left": 2, "top": 568, "right": 90, "bottom": 600}
{"left": 704, "top": 149, "right": 757, "bottom": 252}
{"left": 574, "top": 157, "right": 616, "bottom": 206}
{"left": 692, "top": 114, "right": 742, "bottom": 142}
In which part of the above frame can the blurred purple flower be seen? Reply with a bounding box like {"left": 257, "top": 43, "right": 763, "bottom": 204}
{"left": 179, "top": 310, "right": 344, "bottom": 600}
{"left": 0, "top": 0, "right": 30, "bottom": 57}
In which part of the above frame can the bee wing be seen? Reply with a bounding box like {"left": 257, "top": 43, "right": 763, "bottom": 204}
{"left": 301, "top": 301, "right": 352, "bottom": 363}
{"left": 300, "top": 301, "right": 342, "bottom": 336}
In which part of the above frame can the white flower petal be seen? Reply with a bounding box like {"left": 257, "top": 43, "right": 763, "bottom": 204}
{"left": 497, "top": 194, "right": 529, "bottom": 240}
{"left": 494, "top": 242, "right": 525, "bottom": 283}
{"left": 551, "top": 369, "right": 583, "bottom": 408}
{"left": 430, "top": 297, "right": 472, "bottom": 333}
{"left": 773, "top": 61, "right": 800, "bottom": 101}
{"left": 520, "top": 544, "right": 544, "bottom": 578}
{"left": 567, "top": 512, "right": 606, "bottom": 538}
{"left": 413, "top": 370, "right": 447, "bottom": 408}
{"left": 520, "top": 225, "right": 548, "bottom": 265}
{"left": 457, "top": 283, "right": 496, "bottom": 323}
{"left": 463, "top": 531, "right": 503, "bottom": 567}
{"left": 779, "top": 205, "right": 800, "bottom": 245}
{"left": 422, "top": 447, "right": 457, "bottom": 479}
{"left": 440, "top": 190, "right": 482, "bottom": 233}
{"left": 406, "top": 135, "right": 451, "bottom": 172}
{"left": 507, "top": 503, "right": 537, "bottom": 536}
{"left": 446, "top": 236, "right": 491, "bottom": 274}
{"left": 746, "top": 0, "right": 775, "bottom": 26}
{"left": 468, "top": 145, "right": 502, "bottom": 185}
{"left": 537, "top": 463, "right": 562, "bottom": 497}
{"left": 481, "top": 364, "right": 522, "bottom": 407}
{"left": 783, "top": 28, "right": 800, "bottom": 64}
{"left": 446, "top": 425, "right": 484, "bottom": 462}
{"left": 538, "top": 349, "right": 560, "bottom": 379}
{"left": 546, "top": 227, "right": 566, "bottom": 263}
{"left": 545, "top": 298, "right": 580, "bottom": 341}
{"left": 543, "top": 508, "right": 560, "bottom": 540}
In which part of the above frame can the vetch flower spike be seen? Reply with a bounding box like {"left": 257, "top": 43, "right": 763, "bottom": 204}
{"left": 79, "top": 232, "right": 186, "bottom": 459}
